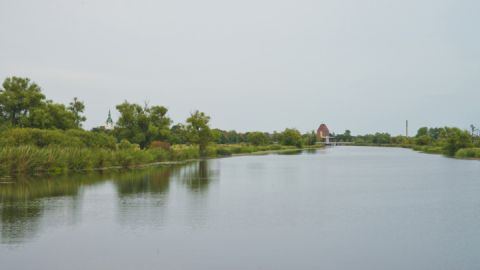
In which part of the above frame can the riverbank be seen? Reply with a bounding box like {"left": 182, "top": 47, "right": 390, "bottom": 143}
{"left": 350, "top": 143, "right": 480, "bottom": 159}
{"left": 0, "top": 144, "right": 323, "bottom": 178}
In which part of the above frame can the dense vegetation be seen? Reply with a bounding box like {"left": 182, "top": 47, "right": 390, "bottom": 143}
{"left": 344, "top": 126, "right": 480, "bottom": 158}
{"left": 0, "top": 76, "right": 319, "bottom": 176}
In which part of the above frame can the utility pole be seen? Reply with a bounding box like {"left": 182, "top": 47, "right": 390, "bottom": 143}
{"left": 406, "top": 120, "right": 409, "bottom": 137}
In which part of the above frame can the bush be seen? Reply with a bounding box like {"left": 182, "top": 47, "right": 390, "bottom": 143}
{"left": 0, "top": 128, "right": 117, "bottom": 149}
{"left": 439, "top": 128, "right": 473, "bottom": 156}
{"left": 412, "top": 145, "right": 443, "bottom": 154}
{"left": 279, "top": 129, "right": 303, "bottom": 148}
{"left": 149, "top": 141, "right": 171, "bottom": 151}
{"left": 118, "top": 139, "right": 140, "bottom": 150}
{"left": 455, "top": 148, "right": 480, "bottom": 159}
{"left": 65, "top": 129, "right": 117, "bottom": 150}
{"left": 171, "top": 145, "right": 199, "bottom": 160}
{"left": 246, "top": 132, "right": 271, "bottom": 146}
{"left": 216, "top": 147, "right": 233, "bottom": 157}
{"left": 147, "top": 148, "right": 171, "bottom": 162}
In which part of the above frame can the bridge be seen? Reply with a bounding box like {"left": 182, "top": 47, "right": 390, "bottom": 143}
{"left": 317, "top": 136, "right": 354, "bottom": 146}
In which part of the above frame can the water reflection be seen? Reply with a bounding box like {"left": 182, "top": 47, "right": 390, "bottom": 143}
{"left": 277, "top": 149, "right": 303, "bottom": 155}
{"left": 114, "top": 167, "right": 176, "bottom": 196}
{"left": 0, "top": 161, "right": 215, "bottom": 244}
{"left": 304, "top": 148, "right": 319, "bottom": 154}
{"left": 181, "top": 160, "right": 216, "bottom": 193}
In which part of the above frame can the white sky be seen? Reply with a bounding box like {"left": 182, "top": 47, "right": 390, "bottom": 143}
{"left": 1, "top": 0, "right": 479, "bottom": 135}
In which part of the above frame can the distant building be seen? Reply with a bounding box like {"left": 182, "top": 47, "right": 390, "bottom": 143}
{"left": 317, "top": 123, "right": 330, "bottom": 143}
{"left": 105, "top": 110, "right": 114, "bottom": 130}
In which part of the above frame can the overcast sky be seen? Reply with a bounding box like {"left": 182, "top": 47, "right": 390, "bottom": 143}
{"left": 1, "top": 0, "right": 478, "bottom": 135}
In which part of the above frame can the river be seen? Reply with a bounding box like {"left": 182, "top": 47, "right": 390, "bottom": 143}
{"left": 1, "top": 146, "right": 479, "bottom": 270}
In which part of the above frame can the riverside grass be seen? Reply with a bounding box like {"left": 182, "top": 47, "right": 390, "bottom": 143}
{"left": 0, "top": 144, "right": 314, "bottom": 177}
{"left": 455, "top": 148, "right": 480, "bottom": 159}
{"left": 352, "top": 143, "right": 479, "bottom": 158}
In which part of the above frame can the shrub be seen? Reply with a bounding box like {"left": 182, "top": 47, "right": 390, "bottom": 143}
{"left": 0, "top": 128, "right": 117, "bottom": 149}
{"left": 455, "top": 148, "right": 480, "bottom": 158}
{"left": 279, "top": 128, "right": 303, "bottom": 148}
{"left": 118, "top": 139, "right": 140, "bottom": 150}
{"left": 439, "top": 128, "right": 473, "bottom": 156}
{"left": 65, "top": 129, "right": 117, "bottom": 150}
{"left": 171, "top": 145, "right": 200, "bottom": 160}
{"left": 148, "top": 148, "right": 171, "bottom": 162}
{"left": 216, "top": 147, "right": 232, "bottom": 157}
{"left": 149, "top": 141, "right": 171, "bottom": 151}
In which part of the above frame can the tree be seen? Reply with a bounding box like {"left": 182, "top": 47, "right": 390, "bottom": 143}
{"left": 68, "top": 97, "right": 86, "bottom": 128}
{"left": 170, "top": 123, "right": 188, "bottom": 144}
{"left": 372, "top": 133, "right": 391, "bottom": 144}
{"left": 186, "top": 110, "right": 213, "bottom": 157}
{"left": 428, "top": 128, "right": 442, "bottom": 140}
{"left": 336, "top": 130, "right": 352, "bottom": 142}
{"left": 415, "top": 135, "right": 431, "bottom": 145}
{"left": 302, "top": 131, "right": 317, "bottom": 145}
{"left": 416, "top": 127, "right": 428, "bottom": 137}
{"left": 0, "top": 77, "right": 45, "bottom": 126}
{"left": 31, "top": 102, "right": 77, "bottom": 129}
{"left": 439, "top": 127, "right": 473, "bottom": 156}
{"left": 114, "top": 101, "right": 172, "bottom": 148}
{"left": 279, "top": 128, "right": 303, "bottom": 148}
{"left": 247, "top": 132, "right": 270, "bottom": 146}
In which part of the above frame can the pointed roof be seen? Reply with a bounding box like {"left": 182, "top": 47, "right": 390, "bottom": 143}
{"left": 106, "top": 110, "right": 113, "bottom": 124}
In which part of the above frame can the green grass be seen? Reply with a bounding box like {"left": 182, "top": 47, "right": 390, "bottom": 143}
{"left": 455, "top": 148, "right": 480, "bottom": 159}
{"left": 411, "top": 145, "right": 444, "bottom": 154}
{"left": 0, "top": 144, "right": 322, "bottom": 177}
{"left": 352, "top": 142, "right": 480, "bottom": 159}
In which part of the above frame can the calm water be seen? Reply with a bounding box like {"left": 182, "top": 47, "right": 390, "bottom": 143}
{"left": 1, "top": 147, "right": 480, "bottom": 270}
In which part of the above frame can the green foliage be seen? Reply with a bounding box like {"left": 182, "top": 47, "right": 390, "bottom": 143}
{"left": 411, "top": 145, "right": 443, "bottom": 154}
{"left": 64, "top": 129, "right": 117, "bottom": 149}
{"left": 0, "top": 77, "right": 83, "bottom": 129}
{"left": 455, "top": 148, "right": 480, "bottom": 158}
{"left": 0, "top": 128, "right": 117, "bottom": 149}
{"left": 390, "top": 135, "right": 414, "bottom": 145}
{"left": 170, "top": 124, "right": 188, "bottom": 144}
{"left": 416, "top": 127, "right": 428, "bottom": 137}
{"left": 68, "top": 97, "right": 86, "bottom": 127}
{"left": 0, "top": 77, "right": 45, "bottom": 126}
{"left": 170, "top": 145, "right": 200, "bottom": 160}
{"left": 414, "top": 127, "right": 443, "bottom": 145}
{"left": 28, "top": 102, "right": 78, "bottom": 129}
{"left": 114, "top": 101, "right": 172, "bottom": 148}
{"left": 415, "top": 135, "right": 432, "bottom": 146}
{"left": 186, "top": 110, "right": 213, "bottom": 157}
{"left": 354, "top": 133, "right": 391, "bottom": 145}
{"left": 438, "top": 127, "right": 473, "bottom": 156}
{"left": 0, "top": 142, "right": 321, "bottom": 177}
{"left": 118, "top": 139, "right": 140, "bottom": 150}
{"left": 302, "top": 131, "right": 317, "bottom": 146}
{"left": 246, "top": 132, "right": 271, "bottom": 146}
{"left": 279, "top": 128, "right": 303, "bottom": 148}
{"left": 335, "top": 130, "right": 352, "bottom": 142}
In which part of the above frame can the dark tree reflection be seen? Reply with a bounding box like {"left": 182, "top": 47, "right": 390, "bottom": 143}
{"left": 114, "top": 166, "right": 179, "bottom": 197}
{"left": 181, "top": 160, "right": 216, "bottom": 193}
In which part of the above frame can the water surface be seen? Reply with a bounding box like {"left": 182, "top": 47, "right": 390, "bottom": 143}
{"left": 1, "top": 147, "right": 479, "bottom": 270}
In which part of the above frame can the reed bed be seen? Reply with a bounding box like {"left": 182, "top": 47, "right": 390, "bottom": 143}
{"left": 0, "top": 144, "right": 315, "bottom": 177}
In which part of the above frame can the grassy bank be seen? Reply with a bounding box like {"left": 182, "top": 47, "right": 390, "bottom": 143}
{"left": 351, "top": 143, "right": 479, "bottom": 159}
{"left": 0, "top": 144, "right": 321, "bottom": 177}
{"left": 455, "top": 148, "right": 480, "bottom": 159}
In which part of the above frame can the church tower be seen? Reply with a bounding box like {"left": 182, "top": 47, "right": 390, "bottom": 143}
{"left": 105, "top": 110, "right": 114, "bottom": 130}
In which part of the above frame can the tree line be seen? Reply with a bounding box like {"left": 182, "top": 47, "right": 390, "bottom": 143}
{"left": 337, "top": 126, "right": 479, "bottom": 157}
{"left": 0, "top": 77, "right": 316, "bottom": 157}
